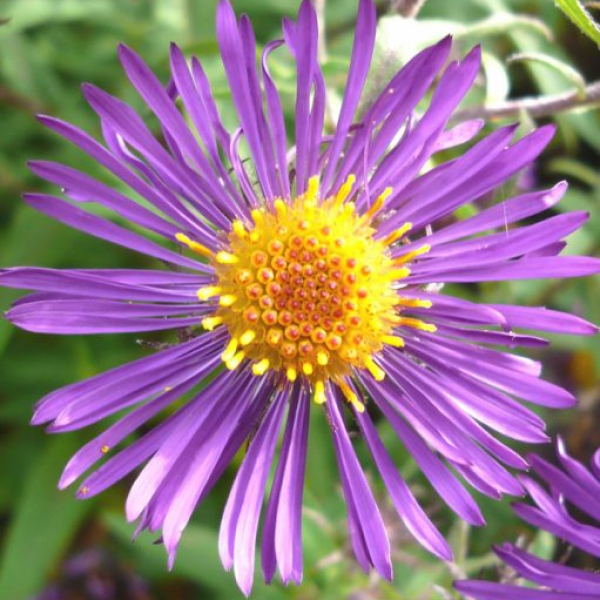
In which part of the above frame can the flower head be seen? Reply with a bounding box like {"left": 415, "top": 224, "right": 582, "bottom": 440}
{"left": 455, "top": 439, "right": 600, "bottom": 599}
{"left": 1, "top": 0, "right": 599, "bottom": 595}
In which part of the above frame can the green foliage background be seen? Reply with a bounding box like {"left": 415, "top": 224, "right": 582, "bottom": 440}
{"left": 0, "top": 0, "right": 599, "bottom": 598}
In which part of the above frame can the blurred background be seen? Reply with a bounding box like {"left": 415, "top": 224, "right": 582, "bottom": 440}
{"left": 1, "top": 0, "right": 599, "bottom": 598}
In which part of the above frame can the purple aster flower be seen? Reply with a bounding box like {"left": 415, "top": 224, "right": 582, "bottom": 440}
{"left": 1, "top": 0, "right": 599, "bottom": 594}
{"left": 455, "top": 439, "right": 600, "bottom": 599}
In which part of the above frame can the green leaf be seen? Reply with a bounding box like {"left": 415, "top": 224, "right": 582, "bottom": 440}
{"left": 0, "top": 435, "right": 92, "bottom": 600}
{"left": 554, "top": 0, "right": 600, "bottom": 45}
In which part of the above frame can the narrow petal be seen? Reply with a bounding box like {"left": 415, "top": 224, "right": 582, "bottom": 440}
{"left": 326, "top": 393, "right": 392, "bottom": 580}
{"left": 23, "top": 194, "right": 207, "bottom": 272}
{"left": 261, "top": 385, "right": 310, "bottom": 585}
{"left": 364, "top": 379, "right": 484, "bottom": 526}
{"left": 321, "top": 0, "right": 376, "bottom": 190}
{"left": 354, "top": 405, "right": 452, "bottom": 560}
{"left": 228, "top": 390, "right": 287, "bottom": 596}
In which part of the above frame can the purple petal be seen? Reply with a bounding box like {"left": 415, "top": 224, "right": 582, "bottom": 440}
{"left": 333, "top": 37, "right": 452, "bottom": 194}
{"left": 32, "top": 331, "right": 224, "bottom": 425}
{"left": 58, "top": 353, "right": 220, "bottom": 489}
{"left": 455, "top": 579, "right": 598, "bottom": 599}
{"left": 160, "top": 375, "right": 271, "bottom": 561}
{"left": 28, "top": 160, "right": 179, "bottom": 238}
{"left": 488, "top": 304, "right": 599, "bottom": 336}
{"left": 81, "top": 83, "right": 230, "bottom": 229}
{"left": 404, "top": 333, "right": 576, "bottom": 408}
{"left": 117, "top": 44, "right": 240, "bottom": 218}
{"left": 494, "top": 543, "right": 600, "bottom": 593}
{"left": 126, "top": 369, "right": 254, "bottom": 522}
{"left": 326, "top": 393, "right": 392, "bottom": 580}
{"left": 394, "top": 182, "right": 566, "bottom": 254}
{"left": 291, "top": 0, "right": 319, "bottom": 192}
{"left": 23, "top": 194, "right": 207, "bottom": 271}
{"left": 321, "top": 0, "right": 376, "bottom": 191}
{"left": 7, "top": 298, "right": 207, "bottom": 334}
{"left": 364, "top": 379, "right": 484, "bottom": 526}
{"left": 0, "top": 268, "right": 203, "bottom": 303}
{"left": 431, "top": 119, "right": 484, "bottom": 153}
{"left": 38, "top": 115, "right": 217, "bottom": 244}
{"left": 261, "top": 385, "right": 309, "bottom": 585}
{"left": 404, "top": 256, "right": 600, "bottom": 284}
{"left": 224, "top": 390, "right": 287, "bottom": 596}
{"left": 216, "top": 1, "right": 276, "bottom": 201}
{"left": 354, "top": 405, "right": 452, "bottom": 560}
{"left": 261, "top": 41, "right": 291, "bottom": 199}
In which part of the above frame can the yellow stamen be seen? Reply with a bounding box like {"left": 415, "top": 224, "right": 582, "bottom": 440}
{"left": 339, "top": 380, "right": 365, "bottom": 412}
{"left": 399, "top": 317, "right": 437, "bottom": 332}
{"left": 393, "top": 244, "right": 431, "bottom": 266}
{"left": 226, "top": 350, "right": 245, "bottom": 370}
{"left": 101, "top": 445, "right": 110, "bottom": 454}
{"left": 197, "top": 286, "right": 221, "bottom": 301}
{"left": 302, "top": 362, "right": 314, "bottom": 376}
{"left": 252, "top": 358, "right": 270, "bottom": 375}
{"left": 216, "top": 251, "right": 239, "bottom": 265}
{"left": 334, "top": 174, "right": 356, "bottom": 206}
{"left": 343, "top": 201, "right": 356, "bottom": 216}
{"left": 232, "top": 220, "right": 247, "bottom": 238}
{"left": 365, "top": 357, "right": 385, "bottom": 381}
{"left": 219, "top": 294, "right": 237, "bottom": 307}
{"left": 305, "top": 175, "right": 319, "bottom": 202}
{"left": 397, "top": 298, "right": 433, "bottom": 309}
{"left": 201, "top": 316, "right": 223, "bottom": 331}
{"left": 314, "top": 380, "right": 326, "bottom": 404}
{"left": 364, "top": 187, "right": 392, "bottom": 221}
{"left": 382, "top": 335, "right": 405, "bottom": 348}
{"left": 317, "top": 350, "right": 329, "bottom": 366}
{"left": 383, "top": 222, "right": 413, "bottom": 246}
{"left": 240, "top": 330, "right": 257, "bottom": 346}
{"left": 207, "top": 176, "right": 406, "bottom": 386}
{"left": 274, "top": 198, "right": 287, "bottom": 217}
{"left": 388, "top": 267, "right": 411, "bottom": 280}
{"left": 221, "top": 338, "right": 239, "bottom": 362}
{"left": 175, "top": 233, "right": 213, "bottom": 258}
{"left": 251, "top": 209, "right": 264, "bottom": 226}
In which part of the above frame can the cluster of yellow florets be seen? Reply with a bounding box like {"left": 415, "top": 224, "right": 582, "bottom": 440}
{"left": 177, "top": 176, "right": 434, "bottom": 409}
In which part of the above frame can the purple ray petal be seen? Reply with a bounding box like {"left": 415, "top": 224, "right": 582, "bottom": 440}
{"left": 364, "top": 379, "right": 484, "bottom": 525}
{"left": 487, "top": 304, "right": 599, "bottom": 336}
{"left": 23, "top": 193, "right": 207, "bottom": 272}
{"left": 494, "top": 544, "right": 600, "bottom": 593}
{"left": 262, "top": 40, "right": 291, "bottom": 199}
{"left": 332, "top": 37, "right": 452, "bottom": 194}
{"left": 160, "top": 375, "right": 272, "bottom": 560}
{"left": 38, "top": 115, "right": 218, "bottom": 244}
{"left": 354, "top": 403, "right": 452, "bottom": 561}
{"left": 326, "top": 393, "right": 392, "bottom": 580}
{"left": 455, "top": 579, "right": 598, "bottom": 599}
{"left": 223, "top": 390, "right": 287, "bottom": 596}
{"left": 261, "top": 385, "right": 309, "bottom": 585}
{"left": 321, "top": 0, "right": 376, "bottom": 191}
{"left": 431, "top": 119, "right": 484, "bottom": 153}
{"left": 216, "top": 1, "right": 275, "bottom": 201}
{"left": 291, "top": 0, "right": 319, "bottom": 192}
